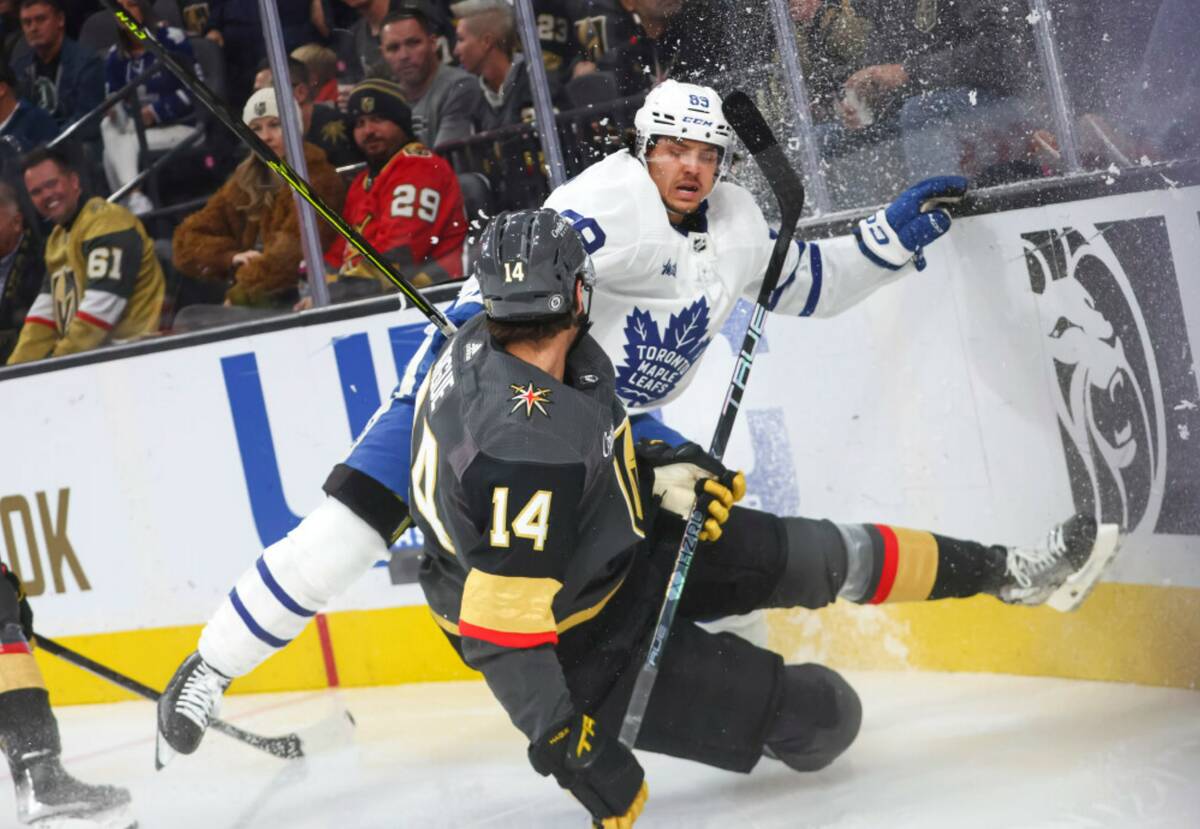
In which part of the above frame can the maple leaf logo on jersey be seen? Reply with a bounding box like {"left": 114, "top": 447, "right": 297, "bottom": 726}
{"left": 615, "top": 298, "right": 713, "bottom": 407}
{"left": 509, "top": 383, "right": 552, "bottom": 418}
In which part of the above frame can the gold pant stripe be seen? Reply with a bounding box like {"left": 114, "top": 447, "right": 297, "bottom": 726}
{"left": 0, "top": 653, "right": 47, "bottom": 693}
{"left": 556, "top": 578, "right": 625, "bottom": 633}
{"left": 886, "top": 528, "right": 940, "bottom": 603}
{"left": 460, "top": 571, "right": 562, "bottom": 635}
{"left": 433, "top": 576, "right": 626, "bottom": 638}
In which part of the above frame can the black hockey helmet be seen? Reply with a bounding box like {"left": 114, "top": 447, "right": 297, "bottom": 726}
{"left": 476, "top": 208, "right": 595, "bottom": 323}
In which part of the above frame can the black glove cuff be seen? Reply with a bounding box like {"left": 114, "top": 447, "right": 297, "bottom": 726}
{"left": 528, "top": 712, "right": 644, "bottom": 822}
{"left": 528, "top": 715, "right": 574, "bottom": 779}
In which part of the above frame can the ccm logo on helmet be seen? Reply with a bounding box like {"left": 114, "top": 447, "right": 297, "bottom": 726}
{"left": 682, "top": 117, "right": 714, "bottom": 126}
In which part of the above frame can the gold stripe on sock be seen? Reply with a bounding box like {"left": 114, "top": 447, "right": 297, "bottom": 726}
{"left": 885, "top": 528, "right": 940, "bottom": 603}
{"left": 0, "top": 653, "right": 47, "bottom": 692}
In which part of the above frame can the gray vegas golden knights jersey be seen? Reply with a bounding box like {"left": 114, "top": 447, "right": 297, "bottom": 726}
{"left": 411, "top": 313, "right": 648, "bottom": 740}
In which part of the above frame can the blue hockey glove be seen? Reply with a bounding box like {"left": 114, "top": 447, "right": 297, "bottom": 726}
{"left": 855, "top": 176, "right": 968, "bottom": 271}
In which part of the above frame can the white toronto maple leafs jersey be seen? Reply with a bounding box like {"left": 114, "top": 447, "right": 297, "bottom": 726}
{"left": 399, "top": 149, "right": 912, "bottom": 417}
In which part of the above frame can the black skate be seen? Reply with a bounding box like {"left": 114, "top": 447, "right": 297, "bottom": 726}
{"left": 1000, "top": 513, "right": 1120, "bottom": 612}
{"left": 12, "top": 749, "right": 134, "bottom": 828}
{"left": 156, "top": 651, "right": 230, "bottom": 769}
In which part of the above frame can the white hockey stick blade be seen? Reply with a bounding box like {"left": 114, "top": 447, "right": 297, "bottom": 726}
{"left": 294, "top": 707, "right": 357, "bottom": 755}
{"left": 1046, "top": 523, "right": 1121, "bottom": 612}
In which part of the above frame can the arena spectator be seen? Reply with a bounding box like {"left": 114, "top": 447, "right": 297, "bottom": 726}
{"left": 588, "top": 0, "right": 733, "bottom": 97}
{"left": 172, "top": 87, "right": 345, "bottom": 310}
{"left": 453, "top": 0, "right": 560, "bottom": 132}
{"left": 178, "top": 1, "right": 210, "bottom": 36}
{"left": 0, "top": 0, "right": 21, "bottom": 65}
{"left": 339, "top": 0, "right": 391, "bottom": 83}
{"left": 338, "top": 0, "right": 458, "bottom": 84}
{"left": 253, "top": 57, "right": 362, "bottom": 168}
{"left": 530, "top": 0, "right": 579, "bottom": 85}
{"left": 0, "top": 181, "right": 43, "bottom": 362}
{"left": 202, "top": 0, "right": 328, "bottom": 107}
{"left": 379, "top": 7, "right": 479, "bottom": 148}
{"left": 7, "top": 146, "right": 164, "bottom": 364}
{"left": 827, "top": 0, "right": 1038, "bottom": 181}
{"left": 787, "top": 0, "right": 871, "bottom": 124}
{"left": 1051, "top": 0, "right": 1198, "bottom": 165}
{"left": 0, "top": 60, "right": 56, "bottom": 153}
{"left": 568, "top": 0, "right": 625, "bottom": 74}
{"left": 100, "top": 0, "right": 200, "bottom": 216}
{"left": 13, "top": 0, "right": 103, "bottom": 141}
{"left": 291, "top": 42, "right": 340, "bottom": 106}
{"left": 322, "top": 79, "right": 466, "bottom": 302}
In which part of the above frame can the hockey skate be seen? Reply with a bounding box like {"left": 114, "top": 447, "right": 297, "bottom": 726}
{"left": 11, "top": 749, "right": 134, "bottom": 828}
{"left": 156, "top": 651, "right": 230, "bottom": 769}
{"left": 999, "top": 513, "right": 1120, "bottom": 612}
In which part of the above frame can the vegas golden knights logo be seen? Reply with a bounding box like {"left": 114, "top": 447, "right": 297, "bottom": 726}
{"left": 1023, "top": 217, "right": 1200, "bottom": 536}
{"left": 320, "top": 119, "right": 348, "bottom": 144}
{"left": 574, "top": 16, "right": 608, "bottom": 62}
{"left": 915, "top": 0, "right": 938, "bottom": 33}
{"left": 362, "top": 96, "right": 375, "bottom": 113}
{"left": 181, "top": 3, "right": 210, "bottom": 37}
{"left": 50, "top": 268, "right": 79, "bottom": 333}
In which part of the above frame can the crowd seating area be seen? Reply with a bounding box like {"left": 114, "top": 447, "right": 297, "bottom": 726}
{"left": 0, "top": 0, "right": 1194, "bottom": 365}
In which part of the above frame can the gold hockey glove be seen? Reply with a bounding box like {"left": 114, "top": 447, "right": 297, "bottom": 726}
{"left": 636, "top": 440, "right": 746, "bottom": 542}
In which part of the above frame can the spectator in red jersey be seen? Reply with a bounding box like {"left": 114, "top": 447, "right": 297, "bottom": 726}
{"left": 319, "top": 78, "right": 467, "bottom": 305}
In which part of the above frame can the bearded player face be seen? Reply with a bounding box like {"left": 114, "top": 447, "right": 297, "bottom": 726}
{"left": 644, "top": 137, "right": 720, "bottom": 221}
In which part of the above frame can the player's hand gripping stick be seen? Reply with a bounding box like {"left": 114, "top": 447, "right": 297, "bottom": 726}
{"left": 617, "top": 91, "right": 806, "bottom": 750}
{"left": 636, "top": 440, "right": 746, "bottom": 542}
{"left": 529, "top": 713, "right": 648, "bottom": 828}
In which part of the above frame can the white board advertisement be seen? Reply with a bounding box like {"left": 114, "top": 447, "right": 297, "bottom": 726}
{"left": 2, "top": 184, "right": 1197, "bottom": 639}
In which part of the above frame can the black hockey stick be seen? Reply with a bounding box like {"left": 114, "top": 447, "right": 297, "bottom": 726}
{"left": 618, "top": 92, "right": 806, "bottom": 749}
{"left": 37, "top": 636, "right": 308, "bottom": 760}
{"left": 100, "top": 0, "right": 456, "bottom": 337}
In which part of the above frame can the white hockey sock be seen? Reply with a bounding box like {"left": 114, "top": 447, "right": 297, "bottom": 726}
{"left": 198, "top": 498, "right": 387, "bottom": 678}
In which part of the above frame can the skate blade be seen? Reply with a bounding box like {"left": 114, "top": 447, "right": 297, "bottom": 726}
{"left": 1046, "top": 524, "right": 1121, "bottom": 612}
{"left": 154, "top": 728, "right": 177, "bottom": 772}
{"left": 30, "top": 804, "right": 137, "bottom": 829}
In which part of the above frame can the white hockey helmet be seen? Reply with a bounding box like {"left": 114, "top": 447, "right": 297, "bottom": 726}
{"left": 634, "top": 80, "right": 734, "bottom": 173}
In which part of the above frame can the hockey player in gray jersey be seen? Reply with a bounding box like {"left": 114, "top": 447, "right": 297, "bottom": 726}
{"left": 156, "top": 80, "right": 1120, "bottom": 777}
{"left": 396, "top": 208, "right": 1116, "bottom": 826}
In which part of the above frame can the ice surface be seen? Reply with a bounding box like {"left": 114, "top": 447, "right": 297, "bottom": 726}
{"left": 3, "top": 672, "right": 1197, "bottom": 828}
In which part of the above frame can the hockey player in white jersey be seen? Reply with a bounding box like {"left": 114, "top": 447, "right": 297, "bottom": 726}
{"left": 156, "top": 81, "right": 1119, "bottom": 764}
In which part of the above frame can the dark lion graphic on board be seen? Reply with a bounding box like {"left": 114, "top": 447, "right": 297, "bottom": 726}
{"left": 1023, "top": 217, "right": 1200, "bottom": 536}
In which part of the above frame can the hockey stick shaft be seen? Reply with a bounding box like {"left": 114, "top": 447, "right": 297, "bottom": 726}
{"left": 619, "top": 92, "right": 805, "bottom": 749}
{"left": 36, "top": 636, "right": 303, "bottom": 759}
{"left": 100, "top": 1, "right": 455, "bottom": 337}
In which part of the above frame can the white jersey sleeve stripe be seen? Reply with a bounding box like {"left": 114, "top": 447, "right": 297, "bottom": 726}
{"left": 25, "top": 293, "right": 54, "bottom": 320}
{"left": 77, "top": 289, "right": 126, "bottom": 327}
